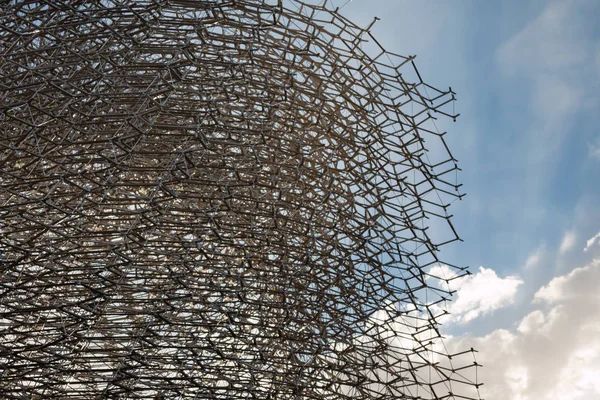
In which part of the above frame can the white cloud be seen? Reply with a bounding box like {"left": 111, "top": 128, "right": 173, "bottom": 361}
{"left": 445, "top": 258, "right": 600, "bottom": 400}
{"left": 524, "top": 245, "right": 545, "bottom": 269}
{"left": 429, "top": 265, "right": 523, "bottom": 324}
{"left": 516, "top": 309, "right": 544, "bottom": 334}
{"left": 535, "top": 261, "right": 600, "bottom": 304}
{"left": 560, "top": 231, "right": 577, "bottom": 254}
{"left": 584, "top": 232, "right": 600, "bottom": 252}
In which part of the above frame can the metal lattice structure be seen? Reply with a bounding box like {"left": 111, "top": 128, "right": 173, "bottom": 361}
{"left": 0, "top": 1, "right": 482, "bottom": 399}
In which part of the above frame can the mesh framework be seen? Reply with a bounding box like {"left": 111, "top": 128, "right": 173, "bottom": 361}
{"left": 0, "top": 1, "right": 482, "bottom": 399}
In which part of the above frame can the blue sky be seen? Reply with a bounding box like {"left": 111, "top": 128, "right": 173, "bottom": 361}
{"left": 335, "top": 0, "right": 600, "bottom": 398}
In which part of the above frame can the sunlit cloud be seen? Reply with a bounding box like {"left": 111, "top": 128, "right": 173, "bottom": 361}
{"left": 429, "top": 265, "right": 523, "bottom": 324}
{"left": 446, "top": 258, "right": 600, "bottom": 400}
{"left": 559, "top": 231, "right": 577, "bottom": 254}
{"left": 524, "top": 245, "right": 546, "bottom": 269}
{"left": 584, "top": 231, "right": 600, "bottom": 252}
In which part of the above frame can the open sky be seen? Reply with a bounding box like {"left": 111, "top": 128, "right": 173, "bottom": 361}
{"left": 334, "top": 0, "right": 600, "bottom": 399}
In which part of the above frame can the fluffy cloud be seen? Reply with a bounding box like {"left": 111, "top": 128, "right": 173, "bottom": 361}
{"left": 429, "top": 265, "right": 523, "bottom": 324}
{"left": 446, "top": 258, "right": 600, "bottom": 400}
{"left": 534, "top": 262, "right": 600, "bottom": 304}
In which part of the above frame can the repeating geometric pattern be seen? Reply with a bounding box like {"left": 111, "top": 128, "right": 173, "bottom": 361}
{"left": 0, "top": 1, "right": 482, "bottom": 399}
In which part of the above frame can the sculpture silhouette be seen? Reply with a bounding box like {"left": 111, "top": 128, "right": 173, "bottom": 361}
{"left": 0, "top": 1, "right": 481, "bottom": 398}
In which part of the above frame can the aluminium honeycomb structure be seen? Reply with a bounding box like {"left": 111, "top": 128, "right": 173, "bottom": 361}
{"left": 0, "top": 1, "right": 482, "bottom": 399}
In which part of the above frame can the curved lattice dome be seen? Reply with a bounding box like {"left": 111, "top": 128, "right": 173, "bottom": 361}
{"left": 0, "top": 1, "right": 481, "bottom": 399}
